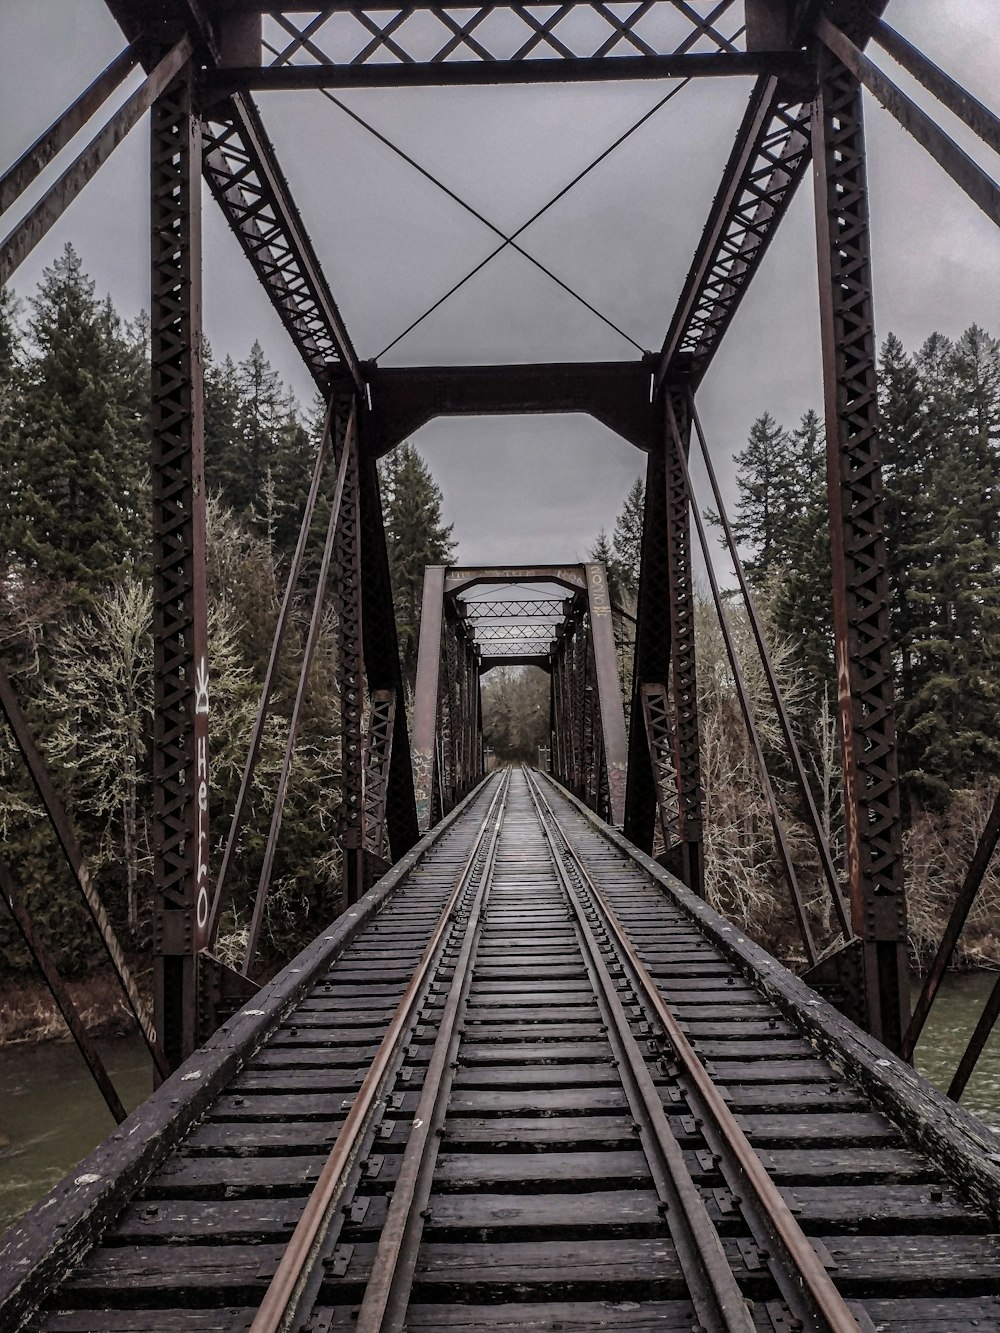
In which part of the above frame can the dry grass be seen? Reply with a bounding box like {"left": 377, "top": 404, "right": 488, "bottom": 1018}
{"left": 0, "top": 974, "right": 139, "bottom": 1047}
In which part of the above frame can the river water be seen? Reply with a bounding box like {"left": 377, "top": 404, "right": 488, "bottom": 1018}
{"left": 0, "top": 972, "right": 997, "bottom": 1233}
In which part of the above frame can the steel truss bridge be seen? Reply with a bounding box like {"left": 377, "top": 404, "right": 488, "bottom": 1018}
{"left": 3, "top": 1, "right": 1000, "bottom": 1328}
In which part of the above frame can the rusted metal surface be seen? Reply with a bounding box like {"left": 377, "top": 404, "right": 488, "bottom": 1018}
{"left": 332, "top": 394, "right": 366, "bottom": 906}
{"left": 201, "top": 100, "right": 363, "bottom": 392}
{"left": 819, "top": 18, "right": 1000, "bottom": 230}
{"left": 362, "top": 689, "right": 397, "bottom": 868}
{"left": 0, "top": 37, "right": 191, "bottom": 287}
{"left": 813, "top": 42, "right": 909, "bottom": 1050}
{"left": 368, "top": 362, "right": 658, "bottom": 454}
{"left": 0, "top": 43, "right": 138, "bottom": 215}
{"left": 662, "top": 393, "right": 703, "bottom": 895}
{"left": 412, "top": 567, "right": 448, "bottom": 834}
{"left": 873, "top": 18, "right": 1000, "bottom": 155}
{"left": 583, "top": 563, "right": 628, "bottom": 828}
{"left": 149, "top": 58, "right": 209, "bottom": 1070}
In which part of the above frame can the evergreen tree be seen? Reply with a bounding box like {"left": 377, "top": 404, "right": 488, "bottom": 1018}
{"left": 0, "top": 245, "right": 146, "bottom": 605}
{"left": 771, "top": 409, "right": 832, "bottom": 684}
{"left": 728, "top": 412, "right": 795, "bottom": 578}
{"left": 379, "top": 441, "right": 455, "bottom": 685}
{"left": 611, "top": 477, "right": 644, "bottom": 599}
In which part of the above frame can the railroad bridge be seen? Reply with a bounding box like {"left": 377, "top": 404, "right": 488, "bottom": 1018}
{"left": 3, "top": 1, "right": 1000, "bottom": 1329}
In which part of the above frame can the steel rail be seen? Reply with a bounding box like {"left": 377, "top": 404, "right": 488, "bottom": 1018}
{"left": 522, "top": 771, "right": 753, "bottom": 1332}
{"left": 248, "top": 769, "right": 510, "bottom": 1333}
{"left": 527, "top": 769, "right": 863, "bottom": 1333}
{"left": 351, "top": 767, "right": 508, "bottom": 1331}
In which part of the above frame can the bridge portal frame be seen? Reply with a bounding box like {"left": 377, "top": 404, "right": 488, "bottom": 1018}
{"left": 9, "top": 0, "right": 1000, "bottom": 1069}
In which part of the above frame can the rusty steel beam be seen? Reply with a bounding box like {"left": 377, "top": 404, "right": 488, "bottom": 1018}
{"left": 818, "top": 18, "right": 1000, "bottom": 230}
{"left": 208, "top": 51, "right": 808, "bottom": 94}
{"left": 949, "top": 971, "right": 1000, "bottom": 1104}
{"left": 0, "top": 37, "right": 192, "bottom": 288}
{"left": 624, "top": 441, "right": 670, "bottom": 854}
{"left": 813, "top": 42, "right": 908, "bottom": 1051}
{"left": 362, "top": 690, "right": 396, "bottom": 870}
{"left": 201, "top": 96, "right": 363, "bottom": 393}
{"left": 445, "top": 566, "right": 587, "bottom": 596}
{"left": 412, "top": 567, "right": 448, "bottom": 834}
{"left": 656, "top": 74, "right": 812, "bottom": 390}
{"left": 0, "top": 859, "right": 128, "bottom": 1126}
{"left": 0, "top": 43, "right": 139, "bottom": 216}
{"left": 585, "top": 562, "right": 628, "bottom": 828}
{"left": 149, "top": 61, "right": 210, "bottom": 1070}
{"left": 333, "top": 395, "right": 366, "bottom": 906}
{"left": 873, "top": 19, "right": 1000, "bottom": 156}
{"left": 662, "top": 392, "right": 703, "bottom": 895}
{"left": 369, "top": 362, "right": 658, "bottom": 456}
{"left": 356, "top": 420, "right": 419, "bottom": 860}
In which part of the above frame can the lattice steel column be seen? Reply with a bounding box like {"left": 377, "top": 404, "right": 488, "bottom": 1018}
{"left": 333, "top": 393, "right": 365, "bottom": 905}
{"left": 150, "top": 61, "right": 208, "bottom": 1070}
{"left": 814, "top": 47, "right": 909, "bottom": 1050}
{"left": 362, "top": 688, "right": 395, "bottom": 881}
{"left": 625, "top": 443, "right": 670, "bottom": 852}
{"left": 664, "top": 391, "right": 704, "bottom": 894}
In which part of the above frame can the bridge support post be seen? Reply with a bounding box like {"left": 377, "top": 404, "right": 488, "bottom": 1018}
{"left": 356, "top": 424, "right": 419, "bottom": 862}
{"left": 813, "top": 45, "right": 910, "bottom": 1051}
{"left": 149, "top": 58, "right": 209, "bottom": 1070}
{"left": 412, "top": 567, "right": 447, "bottom": 833}
{"left": 627, "top": 396, "right": 704, "bottom": 891}
{"left": 332, "top": 391, "right": 365, "bottom": 905}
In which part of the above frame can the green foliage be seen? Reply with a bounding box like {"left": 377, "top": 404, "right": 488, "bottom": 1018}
{"left": 733, "top": 324, "right": 1000, "bottom": 812}
{"left": 0, "top": 245, "right": 148, "bottom": 606}
{"left": 590, "top": 477, "right": 644, "bottom": 606}
{"left": 0, "top": 250, "right": 361, "bottom": 979}
{"left": 378, "top": 441, "right": 456, "bottom": 685}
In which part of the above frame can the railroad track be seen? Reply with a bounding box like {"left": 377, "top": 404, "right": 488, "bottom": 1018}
{"left": 10, "top": 768, "right": 1000, "bottom": 1331}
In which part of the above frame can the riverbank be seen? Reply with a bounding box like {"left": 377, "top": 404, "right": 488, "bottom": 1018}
{"left": 0, "top": 974, "right": 141, "bottom": 1047}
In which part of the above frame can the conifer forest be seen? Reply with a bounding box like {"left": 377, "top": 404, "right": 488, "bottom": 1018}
{"left": 1, "top": 245, "right": 998, "bottom": 1043}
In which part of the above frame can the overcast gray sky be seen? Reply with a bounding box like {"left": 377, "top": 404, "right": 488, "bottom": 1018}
{"left": 3, "top": 2, "right": 1000, "bottom": 572}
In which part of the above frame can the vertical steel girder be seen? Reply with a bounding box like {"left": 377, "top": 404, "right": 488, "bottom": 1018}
{"left": 412, "top": 571, "right": 484, "bottom": 831}
{"left": 584, "top": 563, "right": 628, "bottom": 827}
{"left": 640, "top": 682, "right": 682, "bottom": 854}
{"left": 663, "top": 392, "right": 705, "bottom": 894}
{"left": 332, "top": 393, "right": 365, "bottom": 905}
{"left": 357, "top": 428, "right": 420, "bottom": 860}
{"left": 624, "top": 396, "right": 703, "bottom": 891}
{"left": 362, "top": 689, "right": 396, "bottom": 874}
{"left": 813, "top": 46, "right": 909, "bottom": 1050}
{"left": 412, "top": 566, "right": 448, "bottom": 834}
{"left": 625, "top": 444, "right": 670, "bottom": 853}
{"left": 150, "top": 61, "right": 209, "bottom": 1070}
